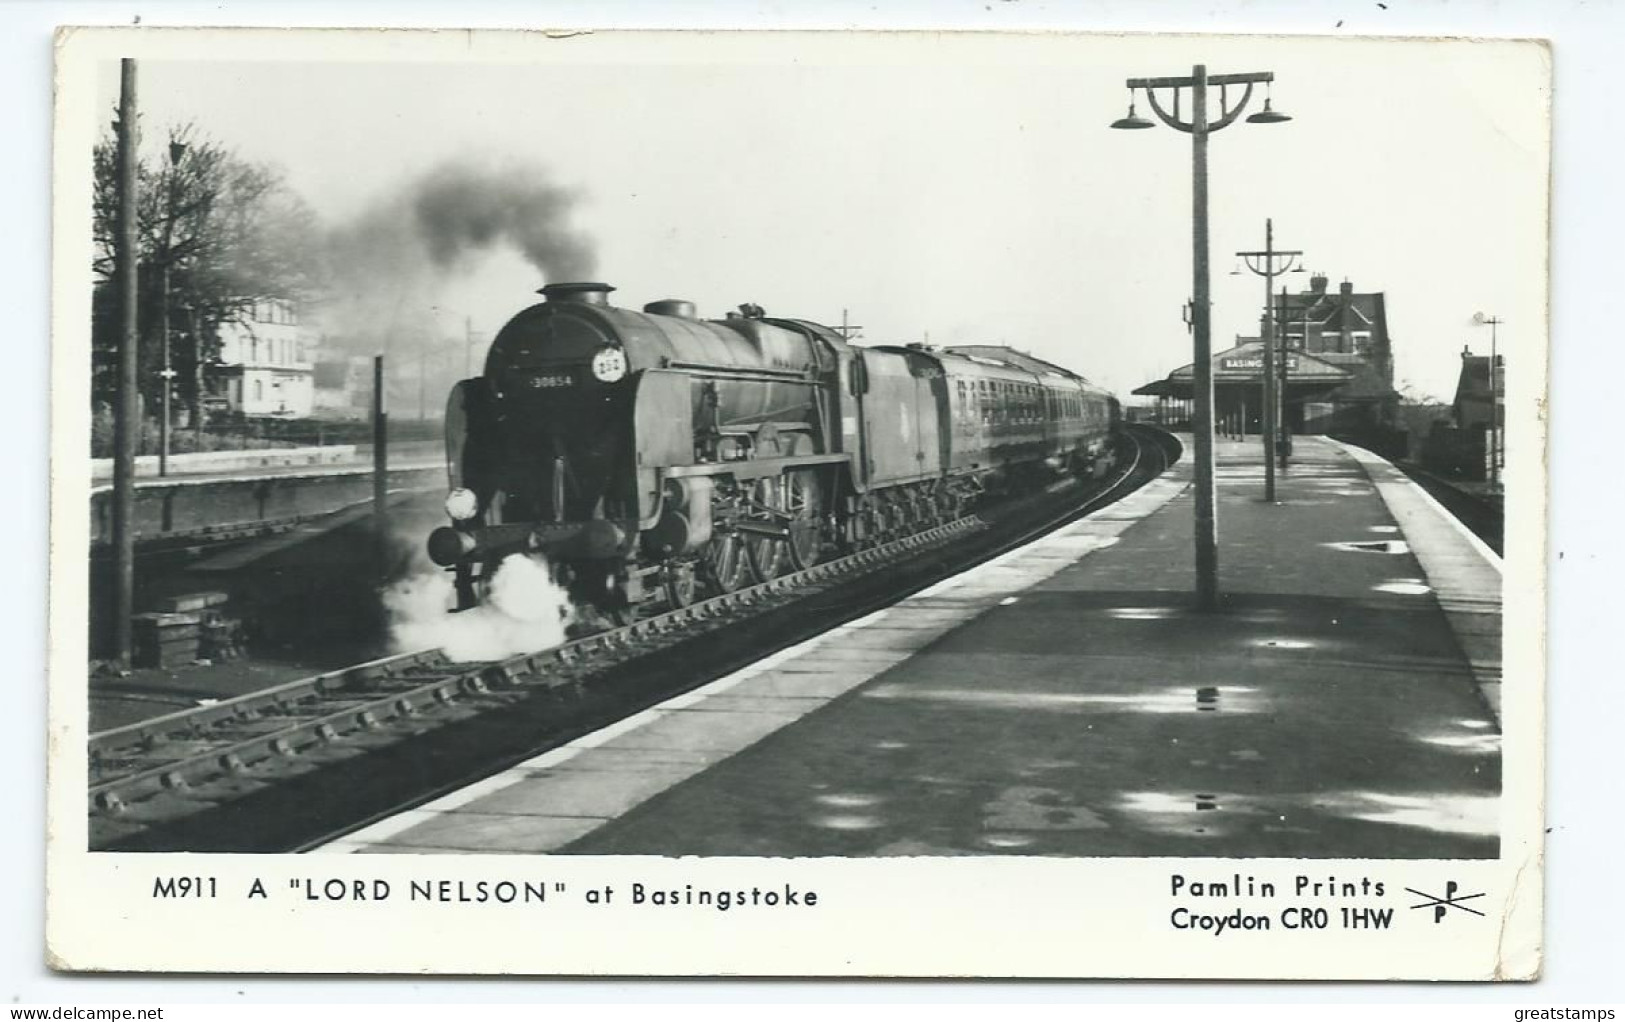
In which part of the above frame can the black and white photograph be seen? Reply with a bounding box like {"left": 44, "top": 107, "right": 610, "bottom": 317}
{"left": 46, "top": 24, "right": 1545, "bottom": 979}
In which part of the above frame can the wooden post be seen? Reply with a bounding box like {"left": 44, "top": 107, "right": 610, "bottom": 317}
{"left": 373, "top": 354, "right": 389, "bottom": 570}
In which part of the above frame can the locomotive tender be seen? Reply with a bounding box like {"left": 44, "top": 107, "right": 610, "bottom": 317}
{"left": 428, "top": 282, "right": 1120, "bottom": 615}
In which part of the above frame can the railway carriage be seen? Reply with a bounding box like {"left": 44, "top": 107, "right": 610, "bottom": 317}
{"left": 430, "top": 281, "right": 1121, "bottom": 617}
{"left": 942, "top": 345, "right": 1119, "bottom": 481}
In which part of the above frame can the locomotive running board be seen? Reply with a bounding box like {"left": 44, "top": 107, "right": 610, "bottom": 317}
{"left": 663, "top": 453, "right": 849, "bottom": 479}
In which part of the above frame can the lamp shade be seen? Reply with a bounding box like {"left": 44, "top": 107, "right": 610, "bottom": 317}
{"left": 1111, "top": 112, "right": 1154, "bottom": 130}
{"left": 1245, "top": 98, "right": 1292, "bottom": 124}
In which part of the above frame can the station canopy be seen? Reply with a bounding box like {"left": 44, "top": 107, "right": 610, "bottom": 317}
{"left": 1132, "top": 340, "right": 1353, "bottom": 398}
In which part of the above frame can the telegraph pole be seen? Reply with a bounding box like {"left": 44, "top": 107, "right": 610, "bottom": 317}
{"left": 111, "top": 59, "right": 140, "bottom": 668}
{"left": 1235, "top": 218, "right": 1304, "bottom": 502}
{"left": 1475, "top": 313, "right": 1503, "bottom": 488}
{"left": 157, "top": 140, "right": 186, "bottom": 476}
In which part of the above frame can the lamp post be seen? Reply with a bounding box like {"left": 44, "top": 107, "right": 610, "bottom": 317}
{"left": 158, "top": 138, "right": 186, "bottom": 476}
{"left": 1234, "top": 219, "right": 1303, "bottom": 502}
{"left": 1111, "top": 65, "right": 1291, "bottom": 610}
{"left": 188, "top": 303, "right": 205, "bottom": 452}
{"left": 1474, "top": 312, "right": 1503, "bottom": 489}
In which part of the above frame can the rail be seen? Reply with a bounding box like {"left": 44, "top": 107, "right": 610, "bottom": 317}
{"left": 89, "top": 517, "right": 985, "bottom": 816}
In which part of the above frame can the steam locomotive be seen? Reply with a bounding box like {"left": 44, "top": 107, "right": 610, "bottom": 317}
{"left": 428, "top": 282, "right": 1120, "bottom": 616}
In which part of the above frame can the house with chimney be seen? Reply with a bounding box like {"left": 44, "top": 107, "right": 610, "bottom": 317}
{"left": 1275, "top": 274, "right": 1398, "bottom": 433}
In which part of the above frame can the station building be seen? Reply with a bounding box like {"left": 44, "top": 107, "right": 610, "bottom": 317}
{"left": 1134, "top": 274, "right": 1399, "bottom": 438}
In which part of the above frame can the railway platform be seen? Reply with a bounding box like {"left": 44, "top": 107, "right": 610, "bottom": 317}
{"left": 325, "top": 435, "right": 1504, "bottom": 860}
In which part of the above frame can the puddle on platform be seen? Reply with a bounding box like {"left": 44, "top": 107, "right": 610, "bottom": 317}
{"left": 1326, "top": 539, "right": 1412, "bottom": 555}
{"left": 998, "top": 597, "right": 1020, "bottom": 606}
{"left": 1414, "top": 732, "right": 1502, "bottom": 754}
{"left": 1120, "top": 790, "right": 1255, "bottom": 837}
{"left": 1368, "top": 525, "right": 1401, "bottom": 534}
{"left": 981, "top": 832, "right": 1038, "bottom": 849}
{"left": 811, "top": 814, "right": 885, "bottom": 831}
{"left": 873, "top": 739, "right": 910, "bottom": 751}
{"left": 1123, "top": 791, "right": 1228, "bottom": 814}
{"left": 1373, "top": 578, "right": 1432, "bottom": 595}
{"left": 1250, "top": 637, "right": 1315, "bottom": 650}
{"left": 1458, "top": 719, "right": 1494, "bottom": 730}
{"left": 1321, "top": 791, "right": 1497, "bottom": 838}
{"left": 1105, "top": 606, "right": 1180, "bottom": 620}
{"left": 864, "top": 683, "right": 1262, "bottom": 715}
{"left": 814, "top": 792, "right": 886, "bottom": 809}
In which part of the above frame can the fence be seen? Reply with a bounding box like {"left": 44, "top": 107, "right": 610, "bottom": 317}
{"left": 90, "top": 412, "right": 446, "bottom": 459}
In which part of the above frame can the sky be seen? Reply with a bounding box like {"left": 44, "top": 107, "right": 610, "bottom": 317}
{"left": 77, "top": 30, "right": 1548, "bottom": 403}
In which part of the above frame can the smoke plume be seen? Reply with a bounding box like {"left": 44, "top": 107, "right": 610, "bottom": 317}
{"left": 412, "top": 163, "right": 597, "bottom": 282}
{"left": 383, "top": 553, "right": 575, "bottom": 663}
{"left": 315, "top": 159, "right": 597, "bottom": 345}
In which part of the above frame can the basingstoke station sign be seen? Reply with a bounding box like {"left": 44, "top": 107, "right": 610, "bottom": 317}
{"left": 1133, "top": 342, "right": 1350, "bottom": 398}
{"left": 1220, "top": 355, "right": 1301, "bottom": 372}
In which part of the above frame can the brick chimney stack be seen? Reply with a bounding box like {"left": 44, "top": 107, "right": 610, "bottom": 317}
{"left": 1310, "top": 274, "right": 1328, "bottom": 294}
{"left": 1340, "top": 279, "right": 1354, "bottom": 296}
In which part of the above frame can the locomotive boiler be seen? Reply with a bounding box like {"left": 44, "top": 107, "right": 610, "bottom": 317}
{"left": 428, "top": 281, "right": 1119, "bottom": 617}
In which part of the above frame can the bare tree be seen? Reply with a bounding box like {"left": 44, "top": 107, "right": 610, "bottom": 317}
{"left": 91, "top": 117, "right": 322, "bottom": 425}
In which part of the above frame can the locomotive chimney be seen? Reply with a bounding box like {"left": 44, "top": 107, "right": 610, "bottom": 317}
{"left": 538, "top": 282, "right": 616, "bottom": 306}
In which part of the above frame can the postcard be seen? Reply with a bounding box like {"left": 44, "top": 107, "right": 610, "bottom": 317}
{"left": 48, "top": 25, "right": 1546, "bottom": 978}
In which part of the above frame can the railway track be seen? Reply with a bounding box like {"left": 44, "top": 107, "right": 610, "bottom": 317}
{"left": 1396, "top": 462, "right": 1504, "bottom": 555}
{"left": 89, "top": 425, "right": 1177, "bottom": 851}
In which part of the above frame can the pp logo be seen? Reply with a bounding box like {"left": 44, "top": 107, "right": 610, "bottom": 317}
{"left": 1407, "top": 881, "right": 1486, "bottom": 923}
